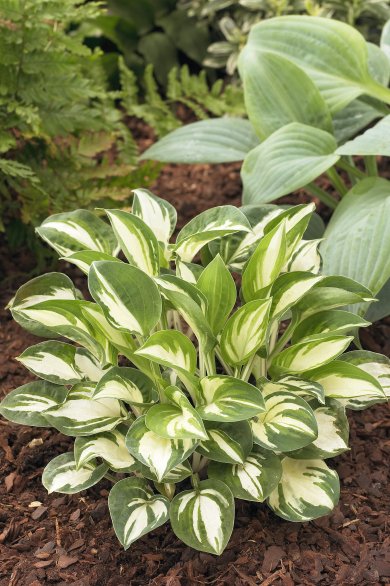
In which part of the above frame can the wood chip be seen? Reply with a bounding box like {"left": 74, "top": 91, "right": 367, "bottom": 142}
{"left": 57, "top": 554, "right": 79, "bottom": 569}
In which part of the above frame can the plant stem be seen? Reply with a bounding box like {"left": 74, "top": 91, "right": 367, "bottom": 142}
{"left": 104, "top": 473, "right": 117, "bottom": 484}
{"left": 268, "top": 320, "right": 295, "bottom": 361}
{"left": 215, "top": 348, "right": 233, "bottom": 376}
{"left": 364, "top": 155, "right": 378, "bottom": 176}
{"left": 326, "top": 167, "right": 348, "bottom": 197}
{"left": 336, "top": 158, "right": 366, "bottom": 181}
{"left": 306, "top": 183, "right": 338, "bottom": 210}
{"left": 241, "top": 355, "right": 256, "bottom": 382}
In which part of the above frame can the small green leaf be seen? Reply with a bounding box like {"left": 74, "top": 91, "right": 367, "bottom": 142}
{"left": 42, "top": 453, "right": 108, "bottom": 494}
{"left": 208, "top": 447, "right": 282, "bottom": 502}
{"left": 109, "top": 477, "right": 170, "bottom": 549}
{"left": 268, "top": 457, "right": 340, "bottom": 522}
{"left": 170, "top": 479, "right": 234, "bottom": 555}
{"left": 197, "top": 255, "right": 236, "bottom": 334}
{"left": 197, "top": 375, "right": 265, "bottom": 422}
{"left": 198, "top": 421, "right": 253, "bottom": 464}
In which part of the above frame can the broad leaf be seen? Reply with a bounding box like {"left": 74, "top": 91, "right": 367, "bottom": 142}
{"left": 286, "top": 239, "right": 322, "bottom": 274}
{"left": 135, "top": 460, "right": 193, "bottom": 484}
{"left": 197, "top": 420, "right": 253, "bottom": 464}
{"left": 269, "top": 376, "right": 325, "bottom": 404}
{"left": 197, "top": 255, "right": 236, "bottom": 334}
{"left": 140, "top": 118, "right": 260, "bottom": 163}
{"left": 333, "top": 98, "right": 383, "bottom": 145}
{"left": 42, "top": 453, "right": 108, "bottom": 494}
{"left": 220, "top": 298, "right": 272, "bottom": 366}
{"left": 125, "top": 416, "right": 198, "bottom": 481}
{"left": 74, "top": 427, "right": 137, "bottom": 472}
{"left": 0, "top": 381, "right": 68, "bottom": 427}
{"left": 268, "top": 457, "right": 340, "bottom": 521}
{"left": 36, "top": 210, "right": 117, "bottom": 257}
{"left": 292, "top": 310, "right": 370, "bottom": 343}
{"left": 105, "top": 210, "right": 159, "bottom": 276}
{"left": 241, "top": 123, "right": 339, "bottom": 205}
{"left": 17, "top": 341, "right": 86, "bottom": 385}
{"left": 135, "top": 330, "right": 197, "bottom": 374}
{"left": 270, "top": 272, "right": 323, "bottom": 320}
{"left": 170, "top": 479, "right": 234, "bottom": 555}
{"left": 93, "top": 366, "right": 158, "bottom": 407}
{"left": 208, "top": 447, "right": 282, "bottom": 502}
{"left": 109, "top": 478, "right": 169, "bottom": 549}
{"left": 197, "top": 375, "right": 265, "bottom": 422}
{"left": 340, "top": 351, "right": 390, "bottom": 399}
{"left": 132, "top": 188, "right": 177, "bottom": 245}
{"left": 89, "top": 261, "right": 162, "bottom": 336}
{"left": 336, "top": 115, "right": 390, "bottom": 156}
{"left": 251, "top": 390, "right": 318, "bottom": 452}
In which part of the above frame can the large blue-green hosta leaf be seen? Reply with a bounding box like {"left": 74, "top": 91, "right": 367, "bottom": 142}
{"left": 336, "top": 115, "right": 390, "bottom": 156}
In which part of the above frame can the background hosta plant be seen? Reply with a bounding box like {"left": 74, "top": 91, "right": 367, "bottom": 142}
{"left": 142, "top": 15, "right": 390, "bottom": 322}
{"left": 1, "top": 192, "right": 388, "bottom": 554}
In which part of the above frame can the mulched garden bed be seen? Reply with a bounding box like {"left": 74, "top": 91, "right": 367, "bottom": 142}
{"left": 0, "top": 124, "right": 389, "bottom": 585}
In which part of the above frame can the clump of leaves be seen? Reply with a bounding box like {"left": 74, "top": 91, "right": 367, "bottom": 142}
{"left": 2, "top": 191, "right": 388, "bottom": 554}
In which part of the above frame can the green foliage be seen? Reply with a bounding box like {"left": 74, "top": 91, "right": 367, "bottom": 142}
{"left": 120, "top": 61, "right": 245, "bottom": 138}
{"left": 2, "top": 192, "right": 388, "bottom": 554}
{"left": 0, "top": 0, "right": 158, "bottom": 237}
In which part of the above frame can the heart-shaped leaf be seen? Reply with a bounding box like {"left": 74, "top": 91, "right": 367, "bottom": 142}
{"left": 74, "top": 427, "right": 137, "bottom": 471}
{"left": 42, "top": 453, "right": 108, "bottom": 494}
{"left": 197, "top": 421, "right": 253, "bottom": 464}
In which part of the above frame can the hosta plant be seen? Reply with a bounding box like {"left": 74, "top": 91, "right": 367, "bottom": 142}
{"left": 2, "top": 191, "right": 389, "bottom": 554}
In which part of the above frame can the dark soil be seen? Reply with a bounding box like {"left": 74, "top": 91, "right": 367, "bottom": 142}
{"left": 0, "top": 120, "right": 389, "bottom": 585}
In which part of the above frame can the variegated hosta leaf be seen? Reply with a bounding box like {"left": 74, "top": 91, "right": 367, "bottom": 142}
{"left": 105, "top": 209, "right": 159, "bottom": 276}
{"left": 293, "top": 287, "right": 373, "bottom": 322}
{"left": 289, "top": 401, "right": 349, "bottom": 460}
{"left": 0, "top": 381, "right": 69, "bottom": 427}
{"left": 174, "top": 206, "right": 252, "bottom": 262}
{"left": 109, "top": 477, "right": 170, "bottom": 549}
{"left": 36, "top": 209, "right": 117, "bottom": 257}
{"left": 125, "top": 416, "right": 198, "bottom": 482}
{"left": 93, "top": 367, "right": 158, "bottom": 407}
{"left": 74, "top": 348, "right": 105, "bottom": 383}
{"left": 43, "top": 386, "right": 127, "bottom": 436}
{"left": 266, "top": 376, "right": 325, "bottom": 404}
{"left": 17, "top": 341, "right": 84, "bottom": 385}
{"left": 307, "top": 361, "right": 386, "bottom": 409}
{"left": 89, "top": 261, "right": 162, "bottom": 336}
{"left": 135, "top": 459, "right": 193, "bottom": 484}
{"left": 270, "top": 334, "right": 353, "bottom": 376}
{"left": 286, "top": 239, "right": 322, "bottom": 274}
{"left": 176, "top": 260, "right": 203, "bottom": 284}
{"left": 208, "top": 447, "right": 282, "bottom": 502}
{"left": 340, "top": 350, "right": 390, "bottom": 398}
{"left": 145, "top": 386, "right": 207, "bottom": 440}
{"left": 220, "top": 298, "right": 272, "bottom": 366}
{"left": 197, "top": 255, "right": 236, "bottom": 335}
{"left": 292, "top": 310, "right": 370, "bottom": 343}
{"left": 270, "top": 272, "right": 323, "bottom": 320}
{"left": 132, "top": 188, "right": 177, "bottom": 245}
{"left": 197, "top": 375, "right": 265, "bottom": 422}
{"left": 135, "top": 330, "right": 197, "bottom": 374}
{"left": 197, "top": 420, "right": 253, "bottom": 464}
{"left": 251, "top": 390, "right": 317, "bottom": 452}
{"left": 42, "top": 453, "right": 108, "bottom": 494}
{"left": 156, "top": 275, "right": 216, "bottom": 353}
{"left": 241, "top": 219, "right": 287, "bottom": 301}
{"left": 80, "top": 302, "right": 134, "bottom": 354}
{"left": 62, "top": 251, "right": 121, "bottom": 275}
{"left": 170, "top": 479, "right": 234, "bottom": 555}
{"left": 10, "top": 273, "right": 77, "bottom": 337}
{"left": 268, "top": 457, "right": 340, "bottom": 522}
{"left": 74, "top": 427, "right": 137, "bottom": 472}
{"left": 263, "top": 204, "right": 315, "bottom": 263}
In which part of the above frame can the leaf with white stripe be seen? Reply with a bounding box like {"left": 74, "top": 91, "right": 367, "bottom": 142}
{"left": 340, "top": 350, "right": 390, "bottom": 398}
{"left": 125, "top": 416, "right": 198, "bottom": 482}
{"left": 293, "top": 286, "right": 374, "bottom": 322}
{"left": 17, "top": 341, "right": 85, "bottom": 385}
{"left": 174, "top": 206, "right": 252, "bottom": 262}
{"left": 170, "top": 479, "right": 234, "bottom": 555}
{"left": 135, "top": 330, "right": 197, "bottom": 374}
{"left": 220, "top": 298, "right": 272, "bottom": 366}
{"left": 266, "top": 376, "right": 325, "bottom": 404}
{"left": 80, "top": 303, "right": 134, "bottom": 354}
{"left": 0, "top": 381, "right": 69, "bottom": 427}
{"left": 208, "top": 447, "right": 282, "bottom": 502}
{"left": 289, "top": 401, "right": 349, "bottom": 460}
{"left": 146, "top": 386, "right": 207, "bottom": 440}
{"left": 292, "top": 310, "right": 370, "bottom": 343}
{"left": 132, "top": 188, "right": 177, "bottom": 245}
{"left": 270, "top": 272, "right": 323, "bottom": 320}
{"left": 89, "top": 261, "right": 162, "bottom": 336}
{"left": 109, "top": 477, "right": 169, "bottom": 549}
{"left": 263, "top": 204, "right": 315, "bottom": 262}
{"left": 62, "top": 251, "right": 121, "bottom": 275}
{"left": 268, "top": 457, "right": 340, "bottom": 522}
{"left": 197, "top": 375, "right": 265, "bottom": 422}
{"left": 135, "top": 460, "right": 193, "bottom": 484}
{"left": 197, "top": 255, "right": 236, "bottom": 335}
{"left": 44, "top": 386, "right": 126, "bottom": 436}
{"left": 270, "top": 334, "right": 353, "bottom": 376}
{"left": 10, "top": 273, "right": 77, "bottom": 337}
{"left": 93, "top": 367, "right": 158, "bottom": 408}
{"left": 74, "top": 427, "right": 137, "bottom": 472}
{"left": 37, "top": 210, "right": 117, "bottom": 257}
{"left": 286, "top": 239, "right": 322, "bottom": 274}
{"left": 251, "top": 390, "right": 317, "bottom": 452}
{"left": 42, "top": 453, "right": 108, "bottom": 494}
{"left": 241, "top": 220, "right": 287, "bottom": 301}
{"left": 307, "top": 361, "right": 386, "bottom": 409}
{"left": 105, "top": 210, "right": 159, "bottom": 276}
{"left": 74, "top": 349, "right": 105, "bottom": 383}
{"left": 197, "top": 421, "right": 253, "bottom": 464}
{"left": 176, "top": 260, "right": 203, "bottom": 284}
